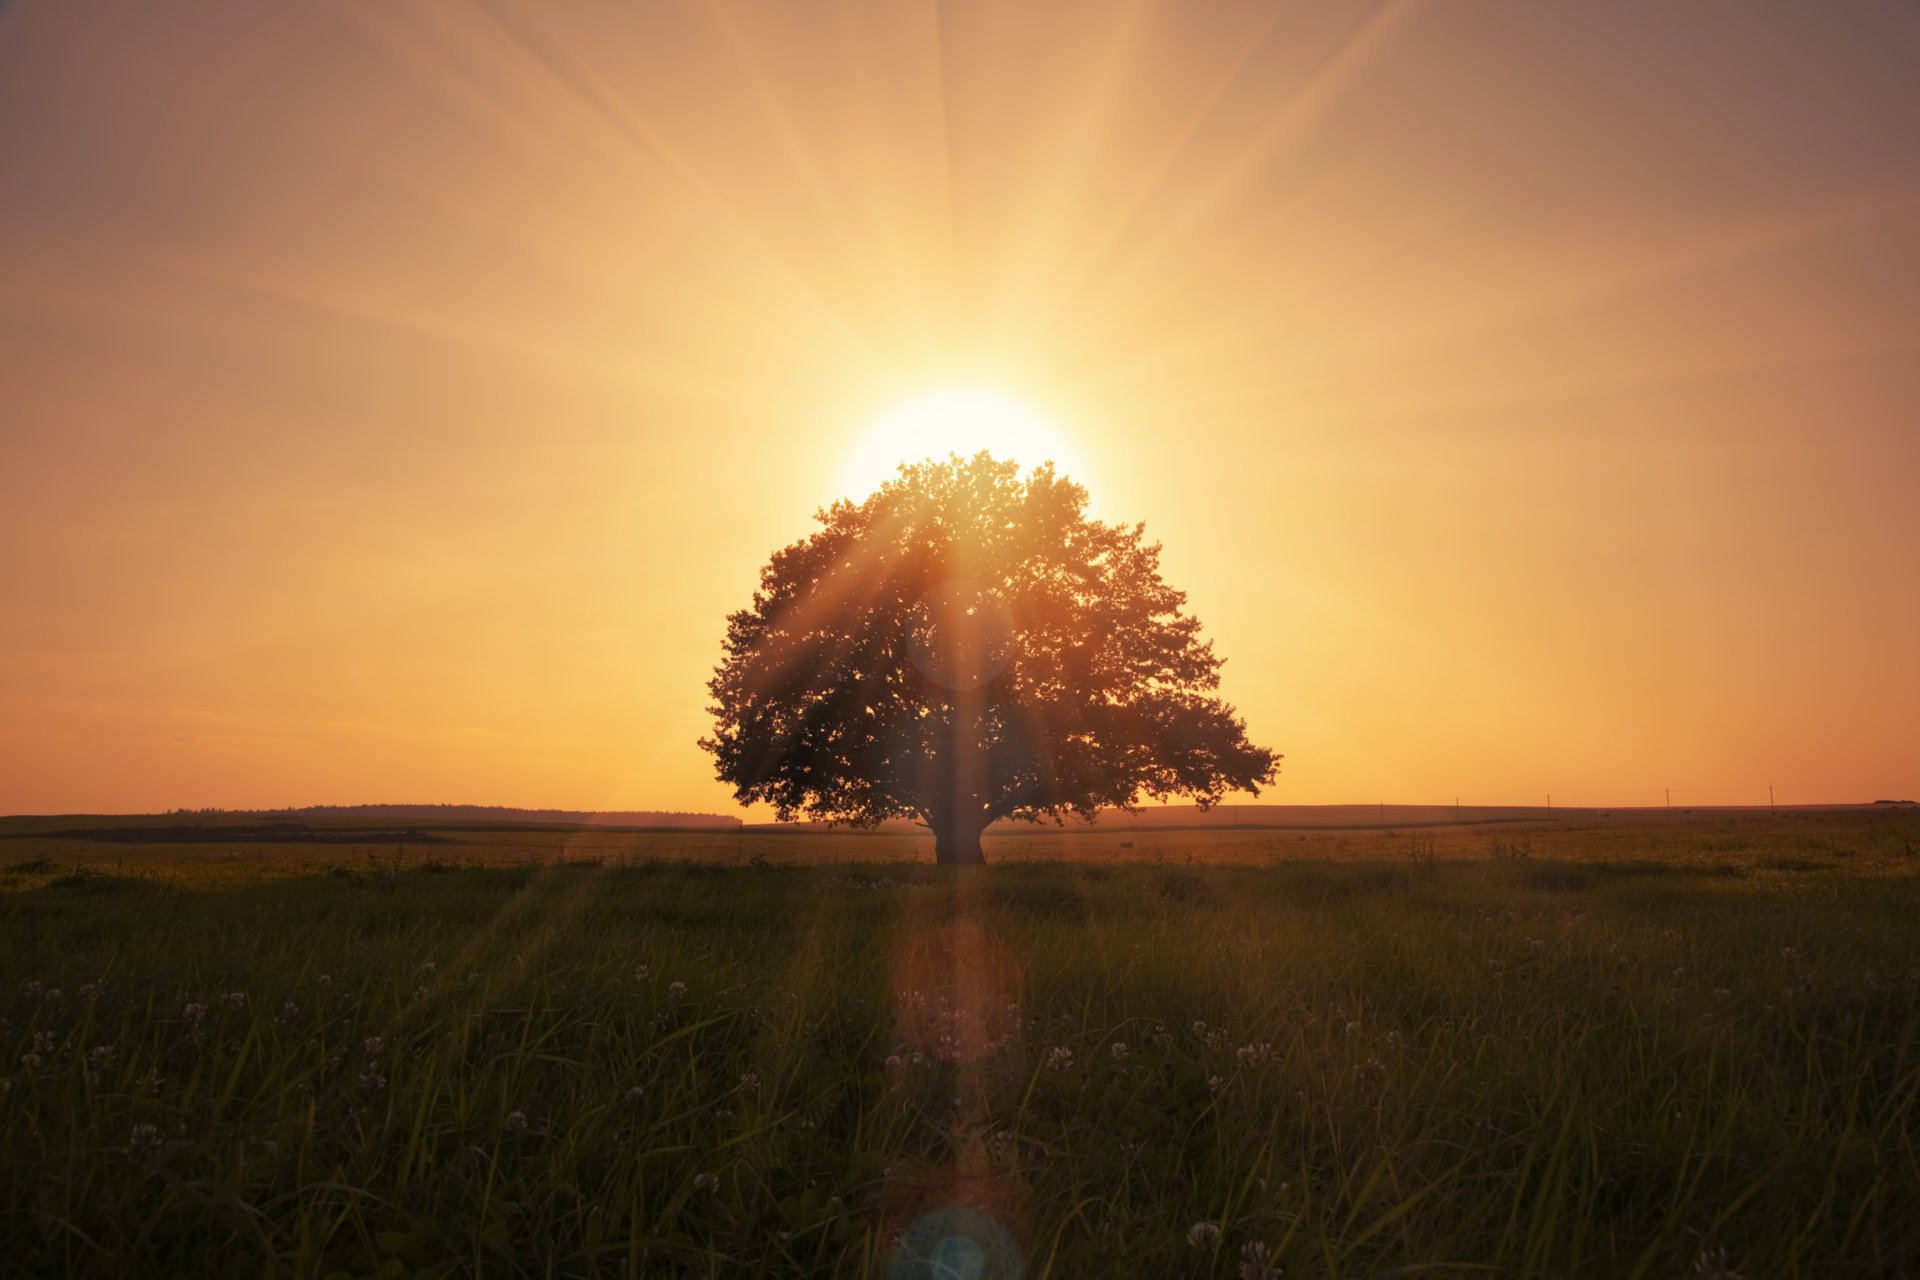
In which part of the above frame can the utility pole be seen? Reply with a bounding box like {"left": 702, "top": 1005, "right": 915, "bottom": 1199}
{"left": 1769, "top": 784, "right": 1775, "bottom": 813}
{"left": 1665, "top": 788, "right": 1671, "bottom": 811}
{"left": 1379, "top": 800, "right": 1385, "bottom": 827}
{"left": 1455, "top": 796, "right": 1461, "bottom": 824}
{"left": 1547, "top": 793, "right": 1552, "bottom": 818}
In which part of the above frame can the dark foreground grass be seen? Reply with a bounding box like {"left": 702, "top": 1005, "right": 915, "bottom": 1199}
{"left": 1, "top": 848, "right": 1916, "bottom": 1277}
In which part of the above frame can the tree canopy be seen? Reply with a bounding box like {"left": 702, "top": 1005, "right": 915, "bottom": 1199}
{"left": 701, "top": 453, "right": 1279, "bottom": 863}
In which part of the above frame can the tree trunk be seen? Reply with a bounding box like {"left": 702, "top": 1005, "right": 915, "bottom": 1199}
{"left": 931, "top": 812, "right": 987, "bottom": 866}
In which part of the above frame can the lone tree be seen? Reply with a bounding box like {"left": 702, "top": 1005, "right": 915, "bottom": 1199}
{"left": 701, "top": 453, "right": 1279, "bottom": 864}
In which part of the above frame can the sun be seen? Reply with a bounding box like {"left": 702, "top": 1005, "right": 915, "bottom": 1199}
{"left": 838, "top": 386, "right": 1093, "bottom": 500}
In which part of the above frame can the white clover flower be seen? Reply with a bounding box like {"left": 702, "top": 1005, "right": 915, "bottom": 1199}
{"left": 668, "top": 982, "right": 687, "bottom": 1001}
{"left": 1236, "top": 1042, "right": 1274, "bottom": 1067}
{"left": 128, "top": 1123, "right": 161, "bottom": 1153}
{"left": 1045, "top": 1046, "right": 1073, "bottom": 1071}
{"left": 692, "top": 1171, "right": 719, "bottom": 1192}
{"left": 359, "top": 1068, "right": 386, "bottom": 1095}
{"left": 884, "top": 1054, "right": 902, "bottom": 1070}
{"left": 363, "top": 1036, "right": 383, "bottom": 1058}
{"left": 1186, "top": 1222, "right": 1221, "bottom": 1248}
{"left": 31, "top": 1031, "right": 54, "bottom": 1054}
{"left": 420, "top": 962, "right": 437, "bottom": 977}
{"left": 505, "top": 1110, "right": 528, "bottom": 1132}
{"left": 1240, "top": 1240, "right": 1278, "bottom": 1278}
{"left": 634, "top": 965, "right": 650, "bottom": 983}
{"left": 738, "top": 1071, "right": 759, "bottom": 1093}
{"left": 317, "top": 974, "right": 332, "bottom": 985}
{"left": 182, "top": 1002, "right": 208, "bottom": 1025}
{"left": 1110, "top": 1042, "right": 1129, "bottom": 1061}
{"left": 624, "top": 1086, "right": 644, "bottom": 1104}
{"left": 1208, "top": 1074, "right": 1226, "bottom": 1095}
{"left": 87, "top": 1045, "right": 116, "bottom": 1070}
{"left": 223, "top": 992, "right": 247, "bottom": 1011}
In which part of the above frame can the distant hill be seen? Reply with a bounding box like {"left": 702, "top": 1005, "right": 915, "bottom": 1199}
{"left": 180, "top": 804, "right": 743, "bottom": 830}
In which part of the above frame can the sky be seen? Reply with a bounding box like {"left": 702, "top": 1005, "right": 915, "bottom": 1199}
{"left": 2, "top": 0, "right": 1917, "bottom": 816}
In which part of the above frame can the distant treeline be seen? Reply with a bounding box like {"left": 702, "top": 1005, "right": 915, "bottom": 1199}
{"left": 169, "top": 804, "right": 744, "bottom": 830}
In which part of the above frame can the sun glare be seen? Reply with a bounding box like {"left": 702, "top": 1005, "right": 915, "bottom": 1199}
{"left": 839, "top": 386, "right": 1092, "bottom": 500}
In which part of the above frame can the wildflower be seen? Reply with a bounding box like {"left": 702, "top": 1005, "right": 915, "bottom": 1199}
{"left": 359, "top": 1068, "right": 387, "bottom": 1094}
{"left": 692, "top": 1171, "right": 719, "bottom": 1192}
{"left": 1191, "top": 1020, "right": 1209, "bottom": 1037}
{"left": 19, "top": 1054, "right": 42, "bottom": 1071}
{"left": 668, "top": 982, "right": 687, "bottom": 1001}
{"left": 42, "top": 988, "right": 61, "bottom": 1003}
{"left": 884, "top": 1054, "right": 902, "bottom": 1070}
{"left": 182, "top": 1002, "right": 208, "bottom": 1026}
{"left": 138, "top": 1069, "right": 165, "bottom": 1096}
{"left": 223, "top": 992, "right": 247, "bottom": 1011}
{"left": 31, "top": 1031, "right": 54, "bottom": 1055}
{"left": 1208, "top": 1074, "right": 1226, "bottom": 1095}
{"left": 21, "top": 981, "right": 41, "bottom": 999}
{"left": 1240, "top": 1240, "right": 1277, "bottom": 1278}
{"left": 986, "top": 1130, "right": 1014, "bottom": 1159}
{"left": 1186, "top": 1222, "right": 1221, "bottom": 1248}
{"left": 279, "top": 1002, "right": 300, "bottom": 1022}
{"left": 1235, "top": 1042, "right": 1274, "bottom": 1067}
{"left": 363, "top": 1036, "right": 384, "bottom": 1058}
{"left": 87, "top": 1045, "right": 116, "bottom": 1070}
{"left": 128, "top": 1123, "right": 162, "bottom": 1153}
{"left": 317, "top": 974, "right": 332, "bottom": 986}
{"left": 410, "top": 984, "right": 429, "bottom": 1002}
{"left": 420, "top": 962, "right": 437, "bottom": 977}
{"left": 1110, "top": 1042, "right": 1130, "bottom": 1061}
{"left": 623, "top": 1086, "right": 644, "bottom": 1104}
{"left": 738, "top": 1071, "right": 759, "bottom": 1093}
{"left": 504, "top": 1110, "right": 528, "bottom": 1132}
{"left": 633, "top": 965, "right": 650, "bottom": 983}
{"left": 79, "top": 981, "right": 103, "bottom": 1001}
{"left": 1045, "top": 1046, "right": 1073, "bottom": 1071}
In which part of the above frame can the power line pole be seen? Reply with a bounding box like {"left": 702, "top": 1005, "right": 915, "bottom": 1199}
{"left": 1769, "top": 784, "right": 1775, "bottom": 813}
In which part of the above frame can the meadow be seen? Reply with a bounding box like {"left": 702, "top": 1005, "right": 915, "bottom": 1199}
{"left": 1, "top": 810, "right": 1916, "bottom": 1278}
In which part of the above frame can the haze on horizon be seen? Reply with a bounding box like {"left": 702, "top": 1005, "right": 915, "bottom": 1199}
{"left": 2, "top": 1, "right": 1917, "bottom": 817}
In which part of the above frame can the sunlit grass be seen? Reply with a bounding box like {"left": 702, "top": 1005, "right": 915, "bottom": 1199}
{"left": 1, "top": 816, "right": 1916, "bottom": 1276}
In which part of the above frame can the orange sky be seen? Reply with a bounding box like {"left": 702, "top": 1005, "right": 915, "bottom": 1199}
{"left": 3, "top": 1, "right": 1917, "bottom": 816}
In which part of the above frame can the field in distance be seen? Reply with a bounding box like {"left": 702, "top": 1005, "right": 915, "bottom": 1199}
{"left": 2, "top": 804, "right": 1916, "bottom": 886}
{"left": 0, "top": 809, "right": 1914, "bottom": 1276}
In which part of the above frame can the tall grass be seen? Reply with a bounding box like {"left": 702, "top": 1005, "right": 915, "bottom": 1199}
{"left": 0, "top": 836, "right": 1916, "bottom": 1276}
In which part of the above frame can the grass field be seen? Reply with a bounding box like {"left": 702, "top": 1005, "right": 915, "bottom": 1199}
{"left": 1, "top": 810, "right": 1916, "bottom": 1277}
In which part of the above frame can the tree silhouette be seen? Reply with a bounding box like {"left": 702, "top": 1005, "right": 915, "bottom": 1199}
{"left": 701, "top": 453, "right": 1279, "bottom": 864}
